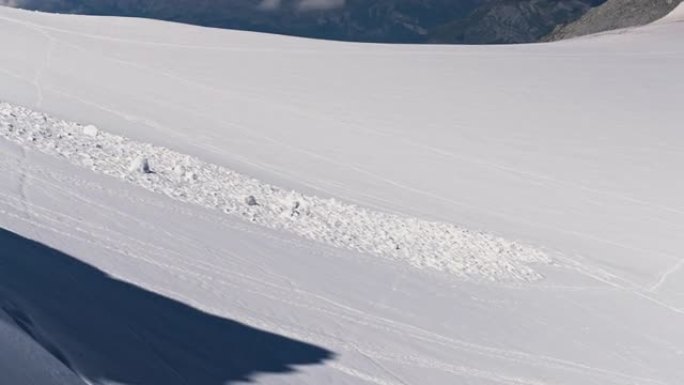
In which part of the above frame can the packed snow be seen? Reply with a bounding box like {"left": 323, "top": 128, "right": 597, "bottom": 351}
{"left": 1, "top": 3, "right": 684, "bottom": 385}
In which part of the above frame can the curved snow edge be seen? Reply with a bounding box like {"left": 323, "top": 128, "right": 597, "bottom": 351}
{"left": 0, "top": 102, "right": 551, "bottom": 281}
{"left": 659, "top": 2, "right": 684, "bottom": 23}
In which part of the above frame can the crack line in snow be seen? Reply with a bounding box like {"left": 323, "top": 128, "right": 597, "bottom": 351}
{"left": 0, "top": 101, "right": 551, "bottom": 281}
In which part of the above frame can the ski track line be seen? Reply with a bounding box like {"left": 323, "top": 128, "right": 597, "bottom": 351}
{"left": 358, "top": 351, "right": 413, "bottom": 385}
{"left": 328, "top": 362, "right": 409, "bottom": 385}
{"left": 17, "top": 146, "right": 30, "bottom": 217}
{"left": 0, "top": 66, "right": 31, "bottom": 84}
{"left": 649, "top": 258, "right": 684, "bottom": 292}
{"left": 552, "top": 250, "right": 684, "bottom": 317}
{"left": 33, "top": 30, "right": 55, "bottom": 109}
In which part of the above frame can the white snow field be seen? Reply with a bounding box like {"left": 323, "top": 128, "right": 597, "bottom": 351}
{"left": 1, "top": 4, "right": 684, "bottom": 385}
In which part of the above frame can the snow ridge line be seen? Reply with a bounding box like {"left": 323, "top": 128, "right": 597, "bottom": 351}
{"left": 0, "top": 101, "right": 550, "bottom": 281}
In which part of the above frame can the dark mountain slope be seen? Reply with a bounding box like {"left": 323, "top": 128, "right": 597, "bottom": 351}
{"left": 545, "top": 0, "right": 683, "bottom": 41}
{"left": 1, "top": 0, "right": 605, "bottom": 44}
{"left": 430, "top": 0, "right": 604, "bottom": 44}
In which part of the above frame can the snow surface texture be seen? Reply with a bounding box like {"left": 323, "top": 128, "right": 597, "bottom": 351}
{"left": 1, "top": 4, "right": 684, "bottom": 385}
{"left": 0, "top": 101, "right": 549, "bottom": 281}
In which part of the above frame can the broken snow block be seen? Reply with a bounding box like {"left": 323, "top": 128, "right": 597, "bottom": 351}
{"left": 83, "top": 125, "right": 99, "bottom": 137}
{"left": 245, "top": 195, "right": 258, "bottom": 206}
{"left": 291, "top": 201, "right": 301, "bottom": 217}
{"left": 129, "top": 156, "right": 152, "bottom": 174}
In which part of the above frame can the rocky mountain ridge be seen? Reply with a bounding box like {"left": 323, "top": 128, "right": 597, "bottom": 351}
{"left": 546, "top": 0, "right": 683, "bottom": 41}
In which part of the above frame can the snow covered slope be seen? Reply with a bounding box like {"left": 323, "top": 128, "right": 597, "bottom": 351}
{"left": 1, "top": 4, "right": 684, "bottom": 385}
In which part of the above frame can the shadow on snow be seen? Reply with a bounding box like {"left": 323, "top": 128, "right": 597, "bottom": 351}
{"left": 0, "top": 228, "right": 333, "bottom": 385}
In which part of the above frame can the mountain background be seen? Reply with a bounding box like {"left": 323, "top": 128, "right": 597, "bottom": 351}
{"left": 0, "top": 0, "right": 680, "bottom": 44}
{"left": 546, "top": 0, "right": 683, "bottom": 40}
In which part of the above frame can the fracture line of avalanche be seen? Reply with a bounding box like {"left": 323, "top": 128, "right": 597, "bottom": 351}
{"left": 0, "top": 101, "right": 550, "bottom": 281}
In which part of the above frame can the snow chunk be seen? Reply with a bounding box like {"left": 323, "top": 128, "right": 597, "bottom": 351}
{"left": 82, "top": 125, "right": 99, "bottom": 137}
{"left": 245, "top": 195, "right": 258, "bottom": 206}
{"left": 129, "top": 156, "right": 152, "bottom": 174}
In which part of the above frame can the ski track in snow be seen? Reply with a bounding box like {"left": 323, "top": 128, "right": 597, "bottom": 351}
{"left": 0, "top": 101, "right": 550, "bottom": 281}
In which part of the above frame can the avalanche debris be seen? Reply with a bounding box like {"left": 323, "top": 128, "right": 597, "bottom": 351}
{"left": 0, "top": 101, "right": 551, "bottom": 281}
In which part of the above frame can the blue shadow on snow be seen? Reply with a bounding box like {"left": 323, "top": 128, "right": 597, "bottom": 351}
{"left": 0, "top": 228, "right": 333, "bottom": 384}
